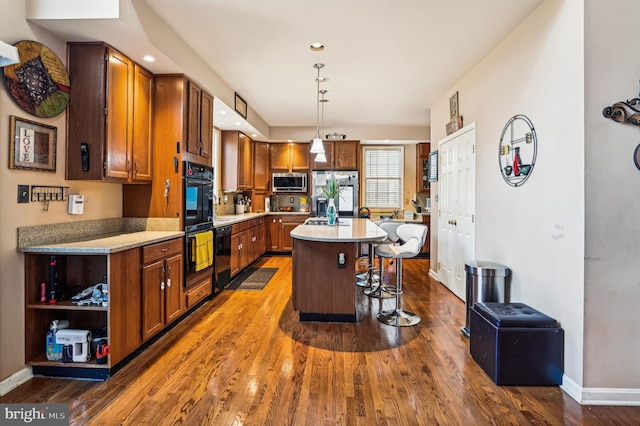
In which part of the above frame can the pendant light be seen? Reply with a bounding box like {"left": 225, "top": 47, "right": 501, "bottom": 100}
{"left": 310, "top": 63, "right": 325, "bottom": 154}
{"left": 315, "top": 89, "right": 328, "bottom": 162}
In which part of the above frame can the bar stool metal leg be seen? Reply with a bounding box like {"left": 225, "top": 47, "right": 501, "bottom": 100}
{"left": 376, "top": 257, "right": 421, "bottom": 326}
{"left": 364, "top": 253, "right": 394, "bottom": 298}
{"left": 356, "top": 243, "right": 379, "bottom": 288}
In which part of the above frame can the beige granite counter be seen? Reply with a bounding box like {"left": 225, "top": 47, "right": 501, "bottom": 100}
{"left": 214, "top": 212, "right": 309, "bottom": 227}
{"left": 290, "top": 218, "right": 387, "bottom": 243}
{"left": 18, "top": 231, "right": 184, "bottom": 254}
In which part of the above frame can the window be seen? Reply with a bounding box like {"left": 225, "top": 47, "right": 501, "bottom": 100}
{"left": 363, "top": 146, "right": 403, "bottom": 209}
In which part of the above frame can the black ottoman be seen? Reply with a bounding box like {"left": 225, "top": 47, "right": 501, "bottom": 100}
{"left": 470, "top": 302, "right": 563, "bottom": 385}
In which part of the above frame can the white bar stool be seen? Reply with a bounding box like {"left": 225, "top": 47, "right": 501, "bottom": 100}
{"left": 364, "top": 221, "right": 402, "bottom": 299}
{"left": 374, "top": 223, "right": 428, "bottom": 327}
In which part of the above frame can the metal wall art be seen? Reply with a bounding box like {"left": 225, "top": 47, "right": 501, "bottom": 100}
{"left": 2, "top": 41, "right": 70, "bottom": 118}
{"left": 602, "top": 87, "right": 640, "bottom": 169}
{"left": 498, "top": 114, "right": 537, "bottom": 187}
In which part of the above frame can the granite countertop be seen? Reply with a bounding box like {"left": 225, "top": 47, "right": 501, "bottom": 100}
{"left": 290, "top": 218, "right": 388, "bottom": 243}
{"left": 213, "top": 212, "right": 309, "bottom": 227}
{"left": 19, "top": 231, "right": 184, "bottom": 254}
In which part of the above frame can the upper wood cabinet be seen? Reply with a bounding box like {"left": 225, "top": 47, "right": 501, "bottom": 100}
{"left": 222, "top": 131, "right": 254, "bottom": 191}
{"left": 253, "top": 141, "right": 270, "bottom": 191}
{"left": 186, "top": 81, "right": 213, "bottom": 161}
{"left": 270, "top": 143, "right": 310, "bottom": 172}
{"left": 416, "top": 142, "right": 431, "bottom": 193}
{"left": 310, "top": 140, "right": 359, "bottom": 170}
{"left": 123, "top": 74, "right": 214, "bottom": 227}
{"left": 67, "top": 42, "right": 153, "bottom": 182}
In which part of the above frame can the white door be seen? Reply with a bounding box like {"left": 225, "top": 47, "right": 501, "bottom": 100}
{"left": 438, "top": 123, "right": 476, "bottom": 300}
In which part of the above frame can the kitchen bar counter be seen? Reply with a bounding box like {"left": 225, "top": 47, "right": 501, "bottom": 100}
{"left": 291, "top": 218, "right": 387, "bottom": 322}
{"left": 290, "top": 218, "right": 387, "bottom": 243}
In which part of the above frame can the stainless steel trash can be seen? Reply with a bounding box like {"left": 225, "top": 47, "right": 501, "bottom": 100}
{"left": 461, "top": 260, "right": 510, "bottom": 337}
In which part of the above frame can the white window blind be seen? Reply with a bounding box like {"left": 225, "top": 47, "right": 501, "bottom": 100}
{"left": 363, "top": 147, "right": 403, "bottom": 208}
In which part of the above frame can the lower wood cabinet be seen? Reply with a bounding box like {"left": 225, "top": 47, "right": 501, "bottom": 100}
{"left": 230, "top": 217, "right": 268, "bottom": 278}
{"left": 185, "top": 275, "right": 211, "bottom": 309}
{"left": 267, "top": 215, "right": 307, "bottom": 252}
{"left": 142, "top": 238, "right": 184, "bottom": 341}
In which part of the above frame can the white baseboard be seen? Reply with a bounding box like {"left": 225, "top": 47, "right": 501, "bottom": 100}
{"left": 429, "top": 268, "right": 438, "bottom": 281}
{"left": 0, "top": 366, "right": 33, "bottom": 396}
{"left": 561, "top": 374, "right": 640, "bottom": 406}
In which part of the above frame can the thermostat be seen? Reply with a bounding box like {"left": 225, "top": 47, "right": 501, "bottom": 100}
{"left": 68, "top": 194, "right": 85, "bottom": 215}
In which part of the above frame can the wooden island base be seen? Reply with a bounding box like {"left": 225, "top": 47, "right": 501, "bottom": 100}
{"left": 292, "top": 239, "right": 357, "bottom": 322}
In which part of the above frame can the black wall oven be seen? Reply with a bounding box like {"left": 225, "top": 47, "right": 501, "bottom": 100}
{"left": 183, "top": 161, "right": 215, "bottom": 289}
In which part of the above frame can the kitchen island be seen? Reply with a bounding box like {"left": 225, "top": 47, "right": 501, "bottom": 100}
{"left": 290, "top": 218, "right": 387, "bottom": 322}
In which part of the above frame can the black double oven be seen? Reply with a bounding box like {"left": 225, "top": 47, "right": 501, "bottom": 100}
{"left": 183, "top": 161, "right": 215, "bottom": 290}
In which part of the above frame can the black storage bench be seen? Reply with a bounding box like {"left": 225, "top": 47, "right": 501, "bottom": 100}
{"left": 470, "top": 302, "right": 563, "bottom": 385}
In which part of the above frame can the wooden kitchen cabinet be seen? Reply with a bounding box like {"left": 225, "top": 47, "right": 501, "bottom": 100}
{"left": 420, "top": 214, "right": 431, "bottom": 255}
{"left": 417, "top": 142, "right": 431, "bottom": 193}
{"left": 267, "top": 215, "right": 307, "bottom": 252}
{"left": 270, "top": 143, "right": 310, "bottom": 172}
{"left": 222, "top": 131, "right": 254, "bottom": 191}
{"left": 186, "top": 81, "right": 213, "bottom": 160}
{"left": 142, "top": 238, "right": 184, "bottom": 341}
{"left": 253, "top": 141, "right": 270, "bottom": 190}
{"left": 123, "top": 74, "right": 212, "bottom": 228}
{"left": 67, "top": 42, "right": 153, "bottom": 182}
{"left": 309, "top": 140, "right": 359, "bottom": 170}
{"left": 231, "top": 221, "right": 251, "bottom": 277}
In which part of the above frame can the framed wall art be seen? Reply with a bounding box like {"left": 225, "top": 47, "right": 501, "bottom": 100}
{"left": 9, "top": 115, "right": 57, "bottom": 172}
{"left": 449, "top": 91, "right": 459, "bottom": 119}
{"left": 234, "top": 92, "right": 247, "bottom": 119}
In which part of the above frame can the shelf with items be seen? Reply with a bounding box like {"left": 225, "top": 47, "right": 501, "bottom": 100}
{"left": 416, "top": 142, "right": 431, "bottom": 193}
{"left": 24, "top": 252, "right": 113, "bottom": 374}
{"left": 27, "top": 300, "right": 107, "bottom": 311}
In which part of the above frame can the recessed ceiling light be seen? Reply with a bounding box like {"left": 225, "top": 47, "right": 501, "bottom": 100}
{"left": 252, "top": 133, "right": 257, "bottom": 138}
{"left": 235, "top": 122, "right": 241, "bottom": 126}
{"left": 309, "top": 43, "right": 325, "bottom": 52}
{"left": 219, "top": 110, "right": 227, "bottom": 115}
{"left": 288, "top": 140, "right": 293, "bottom": 143}
{"left": 142, "top": 55, "right": 155, "bottom": 62}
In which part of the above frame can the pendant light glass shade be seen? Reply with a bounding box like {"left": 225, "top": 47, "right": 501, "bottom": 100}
{"left": 310, "top": 137, "right": 324, "bottom": 154}
{"left": 315, "top": 151, "right": 327, "bottom": 162}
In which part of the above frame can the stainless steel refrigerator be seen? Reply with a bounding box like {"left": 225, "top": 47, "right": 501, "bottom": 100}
{"left": 311, "top": 171, "right": 359, "bottom": 217}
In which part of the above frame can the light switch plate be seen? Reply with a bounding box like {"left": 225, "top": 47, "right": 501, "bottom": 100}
{"left": 17, "top": 185, "right": 29, "bottom": 203}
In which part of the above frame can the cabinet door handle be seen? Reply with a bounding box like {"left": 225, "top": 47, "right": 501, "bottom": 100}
{"left": 161, "top": 281, "right": 165, "bottom": 290}
{"left": 127, "top": 160, "right": 132, "bottom": 172}
{"left": 167, "top": 279, "right": 171, "bottom": 287}
{"left": 134, "top": 161, "right": 139, "bottom": 175}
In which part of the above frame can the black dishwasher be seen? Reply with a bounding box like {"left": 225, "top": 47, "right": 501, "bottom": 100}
{"left": 214, "top": 226, "right": 232, "bottom": 290}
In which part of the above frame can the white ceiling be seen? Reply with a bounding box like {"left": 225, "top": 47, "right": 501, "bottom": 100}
{"left": 143, "top": 0, "right": 543, "bottom": 138}
{"left": 27, "top": 0, "right": 544, "bottom": 140}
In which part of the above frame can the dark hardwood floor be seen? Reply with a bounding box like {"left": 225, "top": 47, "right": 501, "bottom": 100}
{"left": 3, "top": 256, "right": 640, "bottom": 425}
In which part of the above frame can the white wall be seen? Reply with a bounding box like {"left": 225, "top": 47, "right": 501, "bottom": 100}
{"left": 584, "top": 0, "right": 640, "bottom": 390}
{"left": 431, "top": 0, "right": 586, "bottom": 387}
{"left": 0, "top": 0, "right": 122, "bottom": 382}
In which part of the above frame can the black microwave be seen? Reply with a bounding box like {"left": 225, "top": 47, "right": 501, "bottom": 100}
{"left": 272, "top": 172, "right": 307, "bottom": 192}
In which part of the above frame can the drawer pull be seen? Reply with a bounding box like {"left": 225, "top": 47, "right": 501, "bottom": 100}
{"left": 161, "top": 248, "right": 169, "bottom": 252}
